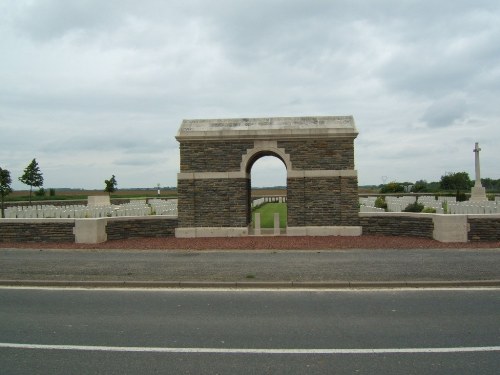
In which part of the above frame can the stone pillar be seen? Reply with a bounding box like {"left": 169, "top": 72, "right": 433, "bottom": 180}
{"left": 273, "top": 213, "right": 280, "bottom": 235}
{"left": 254, "top": 213, "right": 261, "bottom": 236}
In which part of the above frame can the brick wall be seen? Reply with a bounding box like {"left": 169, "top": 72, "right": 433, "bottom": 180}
{"left": 0, "top": 220, "right": 75, "bottom": 242}
{"left": 106, "top": 217, "right": 178, "bottom": 240}
{"left": 359, "top": 213, "right": 434, "bottom": 238}
{"left": 278, "top": 139, "right": 355, "bottom": 170}
{"left": 468, "top": 217, "right": 500, "bottom": 241}
{"left": 178, "top": 178, "right": 249, "bottom": 227}
{"left": 180, "top": 141, "right": 253, "bottom": 172}
{"left": 288, "top": 176, "right": 359, "bottom": 226}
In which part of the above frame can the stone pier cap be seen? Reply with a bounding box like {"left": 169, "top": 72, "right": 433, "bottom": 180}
{"left": 176, "top": 116, "right": 358, "bottom": 141}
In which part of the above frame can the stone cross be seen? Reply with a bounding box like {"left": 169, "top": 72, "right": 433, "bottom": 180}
{"left": 473, "top": 142, "right": 482, "bottom": 187}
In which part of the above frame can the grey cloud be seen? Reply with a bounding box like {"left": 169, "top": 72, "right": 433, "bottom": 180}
{"left": 12, "top": 0, "right": 122, "bottom": 41}
{"left": 2, "top": 0, "right": 500, "bottom": 188}
{"left": 421, "top": 95, "right": 467, "bottom": 128}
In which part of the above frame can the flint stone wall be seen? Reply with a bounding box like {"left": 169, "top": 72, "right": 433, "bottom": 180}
{"left": 468, "top": 217, "right": 500, "bottom": 241}
{"left": 176, "top": 117, "right": 360, "bottom": 232}
{"left": 278, "top": 139, "right": 354, "bottom": 170}
{"left": 0, "top": 220, "right": 75, "bottom": 242}
{"left": 177, "top": 178, "right": 249, "bottom": 227}
{"left": 106, "top": 217, "right": 178, "bottom": 240}
{"left": 287, "top": 176, "right": 359, "bottom": 226}
{"left": 180, "top": 141, "right": 254, "bottom": 172}
{"left": 0, "top": 217, "right": 178, "bottom": 243}
{"left": 359, "top": 213, "right": 434, "bottom": 238}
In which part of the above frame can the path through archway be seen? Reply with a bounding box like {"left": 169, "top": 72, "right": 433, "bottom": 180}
{"left": 250, "top": 155, "right": 287, "bottom": 234}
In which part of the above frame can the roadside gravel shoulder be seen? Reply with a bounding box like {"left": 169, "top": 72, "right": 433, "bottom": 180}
{"left": 1, "top": 235, "right": 499, "bottom": 250}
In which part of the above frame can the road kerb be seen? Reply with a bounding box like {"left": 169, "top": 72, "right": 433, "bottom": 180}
{"left": 1, "top": 279, "right": 500, "bottom": 289}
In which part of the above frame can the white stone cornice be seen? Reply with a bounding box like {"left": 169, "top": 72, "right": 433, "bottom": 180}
{"left": 287, "top": 170, "right": 358, "bottom": 178}
{"left": 177, "top": 169, "right": 357, "bottom": 180}
{"left": 177, "top": 172, "right": 249, "bottom": 180}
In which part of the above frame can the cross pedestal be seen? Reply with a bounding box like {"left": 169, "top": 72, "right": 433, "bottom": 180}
{"left": 470, "top": 186, "right": 487, "bottom": 201}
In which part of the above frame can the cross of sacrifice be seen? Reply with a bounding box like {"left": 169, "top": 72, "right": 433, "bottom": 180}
{"left": 473, "top": 142, "right": 482, "bottom": 187}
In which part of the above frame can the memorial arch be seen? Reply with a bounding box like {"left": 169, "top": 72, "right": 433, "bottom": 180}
{"left": 175, "top": 116, "right": 361, "bottom": 237}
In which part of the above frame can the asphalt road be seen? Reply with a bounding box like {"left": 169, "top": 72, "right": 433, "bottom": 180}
{"left": 1, "top": 248, "right": 500, "bottom": 283}
{"left": 1, "top": 288, "right": 499, "bottom": 374}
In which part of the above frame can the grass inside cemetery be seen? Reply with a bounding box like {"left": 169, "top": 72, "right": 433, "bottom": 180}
{"left": 252, "top": 203, "right": 287, "bottom": 228}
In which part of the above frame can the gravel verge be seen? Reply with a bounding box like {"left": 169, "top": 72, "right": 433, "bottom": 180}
{"left": 1, "top": 235, "right": 499, "bottom": 250}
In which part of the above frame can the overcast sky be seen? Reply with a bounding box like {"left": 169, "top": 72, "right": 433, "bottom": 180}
{"left": 1, "top": 0, "right": 499, "bottom": 190}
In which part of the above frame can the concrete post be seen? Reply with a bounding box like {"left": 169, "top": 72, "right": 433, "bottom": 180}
{"left": 274, "top": 213, "right": 280, "bottom": 235}
{"left": 254, "top": 213, "right": 261, "bottom": 236}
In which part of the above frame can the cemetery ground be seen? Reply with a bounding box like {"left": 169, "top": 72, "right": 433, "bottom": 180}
{"left": 252, "top": 203, "right": 287, "bottom": 228}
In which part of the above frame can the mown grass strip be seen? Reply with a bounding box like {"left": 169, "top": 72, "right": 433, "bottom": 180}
{"left": 252, "top": 203, "right": 287, "bottom": 228}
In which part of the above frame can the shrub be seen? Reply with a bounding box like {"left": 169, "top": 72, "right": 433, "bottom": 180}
{"left": 422, "top": 207, "right": 436, "bottom": 213}
{"left": 403, "top": 202, "right": 424, "bottom": 212}
{"left": 49, "top": 188, "right": 56, "bottom": 197}
{"left": 374, "top": 196, "right": 387, "bottom": 210}
{"left": 456, "top": 191, "right": 467, "bottom": 202}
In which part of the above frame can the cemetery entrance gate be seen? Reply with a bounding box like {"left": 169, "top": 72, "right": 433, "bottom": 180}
{"left": 175, "top": 116, "right": 361, "bottom": 237}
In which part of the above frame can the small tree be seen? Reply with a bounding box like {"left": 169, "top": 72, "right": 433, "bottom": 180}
{"left": 18, "top": 158, "right": 44, "bottom": 205}
{"left": 380, "top": 182, "right": 405, "bottom": 194}
{"left": 0, "top": 167, "right": 13, "bottom": 218}
{"left": 104, "top": 175, "right": 117, "bottom": 196}
{"left": 440, "top": 172, "right": 472, "bottom": 201}
{"left": 440, "top": 172, "right": 472, "bottom": 191}
{"left": 412, "top": 180, "right": 428, "bottom": 193}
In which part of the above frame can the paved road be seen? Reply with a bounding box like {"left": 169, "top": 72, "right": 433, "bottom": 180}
{"left": 1, "top": 248, "right": 500, "bottom": 283}
{"left": 1, "top": 288, "right": 499, "bottom": 374}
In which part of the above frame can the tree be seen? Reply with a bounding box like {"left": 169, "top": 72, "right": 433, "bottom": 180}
{"left": 18, "top": 158, "right": 44, "bottom": 205}
{"left": 439, "top": 172, "right": 472, "bottom": 191}
{"left": 412, "top": 180, "right": 428, "bottom": 193}
{"left": 379, "top": 181, "right": 405, "bottom": 194}
{"left": 0, "top": 167, "right": 13, "bottom": 218}
{"left": 104, "top": 175, "right": 117, "bottom": 196}
{"left": 440, "top": 172, "right": 472, "bottom": 201}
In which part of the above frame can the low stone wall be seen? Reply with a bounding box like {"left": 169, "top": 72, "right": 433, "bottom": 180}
{"left": 1, "top": 214, "right": 499, "bottom": 243}
{"left": 360, "top": 212, "right": 500, "bottom": 242}
{"left": 0, "top": 219, "right": 75, "bottom": 242}
{"left": 359, "top": 213, "right": 434, "bottom": 238}
{"left": 468, "top": 215, "right": 500, "bottom": 241}
{"left": 0, "top": 216, "right": 178, "bottom": 243}
{"left": 107, "top": 217, "right": 178, "bottom": 240}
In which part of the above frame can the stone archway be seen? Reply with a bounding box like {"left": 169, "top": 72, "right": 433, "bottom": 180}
{"left": 175, "top": 116, "right": 361, "bottom": 238}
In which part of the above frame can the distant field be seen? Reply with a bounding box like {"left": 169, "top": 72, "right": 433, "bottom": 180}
{"left": 252, "top": 188, "right": 286, "bottom": 197}
{"left": 252, "top": 203, "right": 287, "bottom": 228}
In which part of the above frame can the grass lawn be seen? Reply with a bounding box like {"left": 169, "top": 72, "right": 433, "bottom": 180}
{"left": 252, "top": 203, "right": 287, "bottom": 228}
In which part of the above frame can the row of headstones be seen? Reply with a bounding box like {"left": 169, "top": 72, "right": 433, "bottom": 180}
{"left": 447, "top": 201, "right": 499, "bottom": 214}
{"left": 360, "top": 195, "right": 498, "bottom": 214}
{"left": 251, "top": 196, "right": 287, "bottom": 209}
{"left": 385, "top": 196, "right": 419, "bottom": 213}
{"left": 4, "top": 199, "right": 178, "bottom": 219}
{"left": 149, "top": 199, "right": 178, "bottom": 216}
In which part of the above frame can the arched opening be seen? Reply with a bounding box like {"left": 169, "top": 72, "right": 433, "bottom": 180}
{"left": 248, "top": 154, "right": 287, "bottom": 234}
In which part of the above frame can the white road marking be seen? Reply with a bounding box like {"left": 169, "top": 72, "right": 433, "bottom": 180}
{"left": 0, "top": 286, "right": 499, "bottom": 292}
{"left": 0, "top": 343, "right": 499, "bottom": 354}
